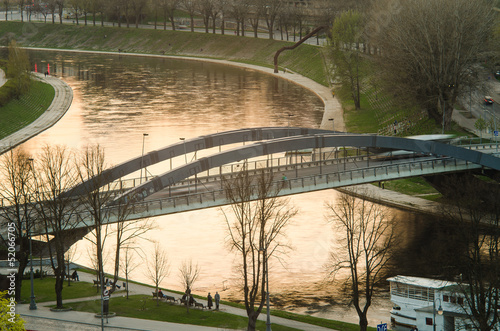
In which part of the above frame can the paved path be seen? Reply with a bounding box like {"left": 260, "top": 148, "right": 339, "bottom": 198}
{"left": 0, "top": 72, "right": 73, "bottom": 154}
{"left": 0, "top": 68, "right": 6, "bottom": 88}
{"left": 18, "top": 270, "right": 335, "bottom": 331}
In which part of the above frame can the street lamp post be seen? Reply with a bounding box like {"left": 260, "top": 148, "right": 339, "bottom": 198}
{"left": 140, "top": 133, "right": 148, "bottom": 184}
{"left": 260, "top": 246, "right": 272, "bottom": 331}
{"left": 28, "top": 227, "right": 37, "bottom": 310}
{"left": 28, "top": 158, "right": 36, "bottom": 310}
{"left": 433, "top": 297, "right": 443, "bottom": 331}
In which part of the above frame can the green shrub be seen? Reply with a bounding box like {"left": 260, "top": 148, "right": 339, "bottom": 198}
{"left": 0, "top": 79, "right": 18, "bottom": 106}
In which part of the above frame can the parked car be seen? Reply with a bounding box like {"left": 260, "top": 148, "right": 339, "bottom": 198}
{"left": 484, "top": 96, "right": 494, "bottom": 104}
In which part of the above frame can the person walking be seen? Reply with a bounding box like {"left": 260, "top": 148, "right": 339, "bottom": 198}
{"left": 214, "top": 291, "right": 220, "bottom": 310}
{"left": 207, "top": 292, "right": 213, "bottom": 309}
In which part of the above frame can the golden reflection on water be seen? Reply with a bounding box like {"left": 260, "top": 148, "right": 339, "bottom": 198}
{"left": 14, "top": 51, "right": 450, "bottom": 324}
{"left": 20, "top": 51, "right": 333, "bottom": 294}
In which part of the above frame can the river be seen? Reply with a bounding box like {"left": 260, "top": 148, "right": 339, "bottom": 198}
{"left": 9, "top": 50, "right": 461, "bottom": 326}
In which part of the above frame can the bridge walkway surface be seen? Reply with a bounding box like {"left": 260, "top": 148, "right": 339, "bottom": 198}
{"left": 17, "top": 270, "right": 335, "bottom": 331}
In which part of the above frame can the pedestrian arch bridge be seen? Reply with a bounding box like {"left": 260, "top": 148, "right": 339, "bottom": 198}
{"left": 60, "top": 127, "right": 500, "bottom": 231}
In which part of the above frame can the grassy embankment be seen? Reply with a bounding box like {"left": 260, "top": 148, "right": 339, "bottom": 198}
{"left": 0, "top": 21, "right": 328, "bottom": 86}
{"left": 0, "top": 78, "right": 54, "bottom": 140}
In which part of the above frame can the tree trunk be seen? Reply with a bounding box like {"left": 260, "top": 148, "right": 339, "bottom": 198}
{"left": 55, "top": 267, "right": 64, "bottom": 308}
{"left": 358, "top": 313, "right": 368, "bottom": 331}
{"left": 247, "top": 312, "right": 259, "bottom": 331}
{"left": 170, "top": 14, "right": 175, "bottom": 31}
{"left": 15, "top": 258, "right": 28, "bottom": 301}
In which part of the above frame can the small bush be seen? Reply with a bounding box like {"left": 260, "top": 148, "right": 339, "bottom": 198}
{"left": 0, "top": 79, "right": 18, "bottom": 106}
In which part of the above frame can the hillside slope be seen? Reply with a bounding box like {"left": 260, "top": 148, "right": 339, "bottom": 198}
{"left": 0, "top": 22, "right": 328, "bottom": 86}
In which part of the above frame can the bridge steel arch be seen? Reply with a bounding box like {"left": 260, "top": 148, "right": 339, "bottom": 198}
{"left": 117, "top": 133, "right": 500, "bottom": 204}
{"left": 68, "top": 127, "right": 332, "bottom": 196}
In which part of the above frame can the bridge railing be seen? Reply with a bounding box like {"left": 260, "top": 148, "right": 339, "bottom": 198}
{"left": 111, "top": 142, "right": 494, "bottom": 193}
{"left": 121, "top": 154, "right": 482, "bottom": 217}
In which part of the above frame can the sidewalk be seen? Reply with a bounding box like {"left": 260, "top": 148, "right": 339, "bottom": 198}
{"left": 0, "top": 68, "right": 6, "bottom": 88}
{"left": 18, "top": 270, "right": 335, "bottom": 331}
{"left": 0, "top": 72, "right": 73, "bottom": 154}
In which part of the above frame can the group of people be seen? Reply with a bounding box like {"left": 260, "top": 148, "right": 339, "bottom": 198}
{"left": 206, "top": 291, "right": 221, "bottom": 310}
{"left": 60, "top": 269, "right": 79, "bottom": 281}
{"left": 158, "top": 287, "right": 222, "bottom": 309}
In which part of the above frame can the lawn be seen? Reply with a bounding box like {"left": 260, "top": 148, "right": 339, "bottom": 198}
{"left": 20, "top": 277, "right": 96, "bottom": 303}
{"left": 68, "top": 294, "right": 301, "bottom": 331}
{"left": 0, "top": 79, "right": 54, "bottom": 139}
{"left": 379, "top": 177, "right": 442, "bottom": 201}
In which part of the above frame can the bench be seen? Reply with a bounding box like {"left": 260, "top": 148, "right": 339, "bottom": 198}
{"left": 165, "top": 295, "right": 177, "bottom": 303}
{"left": 194, "top": 302, "right": 205, "bottom": 309}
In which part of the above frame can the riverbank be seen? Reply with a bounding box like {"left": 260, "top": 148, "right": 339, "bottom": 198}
{"left": 0, "top": 72, "right": 73, "bottom": 154}
{"left": 18, "top": 269, "right": 338, "bottom": 331}
{"left": 0, "top": 21, "right": 329, "bottom": 86}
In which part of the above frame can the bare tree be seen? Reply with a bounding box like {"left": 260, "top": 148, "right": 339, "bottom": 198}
{"left": 68, "top": 0, "right": 81, "bottom": 24}
{"left": 263, "top": 0, "right": 281, "bottom": 39}
{"left": 199, "top": 0, "right": 213, "bottom": 33}
{"left": 129, "top": 0, "right": 147, "bottom": 28}
{"left": 376, "top": 0, "right": 496, "bottom": 130}
{"left": 145, "top": 242, "right": 170, "bottom": 306}
{"left": 35, "top": 145, "right": 80, "bottom": 309}
{"left": 440, "top": 175, "right": 500, "bottom": 331}
{"left": 216, "top": 0, "right": 229, "bottom": 34}
{"left": 77, "top": 145, "right": 114, "bottom": 294}
{"left": 18, "top": 0, "right": 25, "bottom": 22}
{"left": 230, "top": 0, "right": 249, "bottom": 36}
{"left": 158, "top": 0, "right": 179, "bottom": 30}
{"left": 119, "top": 245, "right": 141, "bottom": 299}
{"left": 3, "top": 0, "right": 10, "bottom": 21}
{"left": 46, "top": 0, "right": 57, "bottom": 24}
{"left": 325, "top": 191, "right": 396, "bottom": 331}
{"left": 247, "top": 0, "right": 265, "bottom": 38}
{"left": 55, "top": 0, "right": 65, "bottom": 24}
{"left": 181, "top": 0, "right": 198, "bottom": 32}
{"left": 0, "top": 149, "right": 36, "bottom": 302}
{"left": 178, "top": 259, "right": 200, "bottom": 313}
{"left": 110, "top": 216, "right": 156, "bottom": 293}
{"left": 328, "top": 9, "right": 365, "bottom": 110}
{"left": 222, "top": 166, "right": 296, "bottom": 331}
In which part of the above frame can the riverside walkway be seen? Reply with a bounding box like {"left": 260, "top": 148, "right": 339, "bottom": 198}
{"left": 18, "top": 270, "right": 334, "bottom": 331}
{"left": 0, "top": 72, "right": 73, "bottom": 154}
